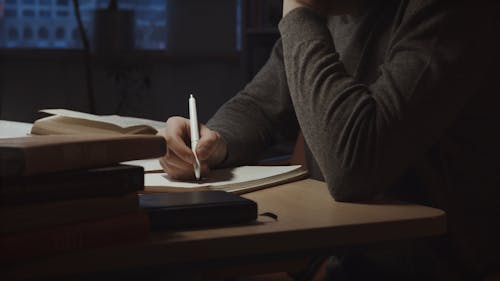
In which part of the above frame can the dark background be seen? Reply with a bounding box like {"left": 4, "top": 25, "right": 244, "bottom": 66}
{"left": 0, "top": 0, "right": 282, "bottom": 124}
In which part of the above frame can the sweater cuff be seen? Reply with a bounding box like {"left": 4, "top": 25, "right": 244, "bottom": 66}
{"left": 278, "top": 7, "right": 330, "bottom": 44}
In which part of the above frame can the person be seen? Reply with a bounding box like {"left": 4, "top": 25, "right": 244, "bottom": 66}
{"left": 160, "top": 0, "right": 500, "bottom": 279}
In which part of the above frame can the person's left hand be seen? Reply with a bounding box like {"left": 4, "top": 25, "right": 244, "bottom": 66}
{"left": 282, "top": 0, "right": 307, "bottom": 17}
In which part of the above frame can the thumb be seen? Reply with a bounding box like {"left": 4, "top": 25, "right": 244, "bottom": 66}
{"left": 196, "top": 127, "right": 219, "bottom": 161}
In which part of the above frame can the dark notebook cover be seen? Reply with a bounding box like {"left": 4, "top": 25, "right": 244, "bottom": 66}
{"left": 0, "top": 164, "right": 144, "bottom": 206}
{"left": 139, "top": 191, "right": 258, "bottom": 230}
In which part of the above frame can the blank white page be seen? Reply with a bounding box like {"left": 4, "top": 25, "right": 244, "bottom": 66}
{"left": 145, "top": 165, "right": 302, "bottom": 189}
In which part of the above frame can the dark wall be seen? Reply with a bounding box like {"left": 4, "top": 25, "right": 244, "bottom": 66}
{"left": 0, "top": 54, "right": 245, "bottom": 124}
{"left": 0, "top": 0, "right": 247, "bottom": 124}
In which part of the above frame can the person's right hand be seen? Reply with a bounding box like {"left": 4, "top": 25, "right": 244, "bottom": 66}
{"left": 158, "top": 116, "right": 227, "bottom": 180}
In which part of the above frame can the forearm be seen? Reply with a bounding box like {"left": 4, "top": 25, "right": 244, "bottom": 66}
{"left": 207, "top": 40, "right": 298, "bottom": 167}
{"left": 280, "top": 9, "right": 382, "bottom": 200}
{"left": 278, "top": 5, "right": 472, "bottom": 201}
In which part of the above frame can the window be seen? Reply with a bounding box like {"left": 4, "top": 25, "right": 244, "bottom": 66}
{"left": 0, "top": 0, "right": 243, "bottom": 51}
{"left": 0, "top": 0, "right": 168, "bottom": 49}
{"left": 21, "top": 9, "right": 34, "bottom": 17}
{"left": 5, "top": 9, "right": 17, "bottom": 18}
{"left": 56, "top": 0, "right": 68, "bottom": 6}
{"left": 38, "top": 26, "right": 49, "bottom": 39}
{"left": 55, "top": 26, "right": 65, "bottom": 39}
{"left": 71, "top": 28, "right": 79, "bottom": 41}
{"left": 8, "top": 27, "right": 19, "bottom": 40}
{"left": 38, "top": 9, "right": 51, "bottom": 18}
{"left": 22, "top": 25, "right": 33, "bottom": 39}
{"left": 56, "top": 10, "right": 69, "bottom": 17}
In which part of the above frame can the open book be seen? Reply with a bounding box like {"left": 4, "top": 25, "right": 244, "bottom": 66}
{"left": 144, "top": 165, "right": 309, "bottom": 194}
{"left": 31, "top": 109, "right": 165, "bottom": 135}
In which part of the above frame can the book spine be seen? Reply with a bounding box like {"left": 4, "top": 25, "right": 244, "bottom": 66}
{"left": 10, "top": 136, "right": 165, "bottom": 176}
{"left": 0, "top": 195, "right": 139, "bottom": 234}
{"left": 0, "top": 148, "right": 25, "bottom": 179}
{"left": 0, "top": 165, "right": 144, "bottom": 205}
{"left": 0, "top": 211, "right": 150, "bottom": 263}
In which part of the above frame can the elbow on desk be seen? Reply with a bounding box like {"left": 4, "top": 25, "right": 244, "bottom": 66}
{"left": 325, "top": 168, "right": 385, "bottom": 203}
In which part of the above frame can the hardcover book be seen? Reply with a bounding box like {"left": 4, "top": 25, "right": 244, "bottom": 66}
{"left": 0, "top": 211, "right": 150, "bottom": 263}
{"left": 0, "top": 164, "right": 144, "bottom": 205}
{"left": 0, "top": 134, "right": 165, "bottom": 177}
{"left": 0, "top": 194, "right": 139, "bottom": 234}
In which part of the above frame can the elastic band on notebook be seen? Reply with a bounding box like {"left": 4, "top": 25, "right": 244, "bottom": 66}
{"left": 259, "top": 212, "right": 278, "bottom": 221}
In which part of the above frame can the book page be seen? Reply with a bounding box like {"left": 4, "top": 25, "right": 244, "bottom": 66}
{"left": 0, "top": 120, "right": 32, "bottom": 138}
{"left": 40, "top": 109, "right": 166, "bottom": 130}
{"left": 145, "top": 165, "right": 303, "bottom": 188}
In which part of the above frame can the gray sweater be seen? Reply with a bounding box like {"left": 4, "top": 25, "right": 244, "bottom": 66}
{"left": 208, "top": 0, "right": 500, "bottom": 277}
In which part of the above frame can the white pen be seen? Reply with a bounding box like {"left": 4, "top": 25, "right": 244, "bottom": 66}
{"left": 189, "top": 94, "right": 201, "bottom": 181}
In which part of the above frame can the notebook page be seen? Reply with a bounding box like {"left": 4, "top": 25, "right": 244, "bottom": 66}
{"left": 0, "top": 120, "right": 32, "bottom": 138}
{"left": 145, "top": 165, "right": 302, "bottom": 188}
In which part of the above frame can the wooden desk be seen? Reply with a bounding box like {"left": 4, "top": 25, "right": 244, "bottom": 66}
{"left": 3, "top": 179, "right": 446, "bottom": 280}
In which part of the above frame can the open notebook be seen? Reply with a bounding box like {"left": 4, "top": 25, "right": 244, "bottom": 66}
{"left": 31, "top": 109, "right": 165, "bottom": 135}
{"left": 144, "top": 165, "right": 309, "bottom": 194}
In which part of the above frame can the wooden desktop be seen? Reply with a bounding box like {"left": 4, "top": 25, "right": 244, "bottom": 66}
{"left": 3, "top": 178, "right": 446, "bottom": 280}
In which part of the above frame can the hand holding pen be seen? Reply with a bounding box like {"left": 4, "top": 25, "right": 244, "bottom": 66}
{"left": 158, "top": 97, "right": 227, "bottom": 181}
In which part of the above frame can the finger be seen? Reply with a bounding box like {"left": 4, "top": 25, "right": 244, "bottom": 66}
{"left": 167, "top": 162, "right": 210, "bottom": 180}
{"left": 165, "top": 150, "right": 194, "bottom": 172}
{"left": 196, "top": 125, "right": 219, "bottom": 161}
{"left": 166, "top": 165, "right": 195, "bottom": 180}
{"left": 169, "top": 160, "right": 211, "bottom": 180}
{"left": 200, "top": 162, "right": 210, "bottom": 177}
{"left": 165, "top": 149, "right": 197, "bottom": 176}
{"left": 158, "top": 148, "right": 172, "bottom": 173}
{"left": 156, "top": 127, "right": 166, "bottom": 137}
{"left": 159, "top": 156, "right": 187, "bottom": 178}
{"left": 164, "top": 117, "right": 196, "bottom": 164}
{"left": 161, "top": 154, "right": 196, "bottom": 180}
{"left": 161, "top": 151, "right": 211, "bottom": 180}
{"left": 159, "top": 156, "right": 167, "bottom": 173}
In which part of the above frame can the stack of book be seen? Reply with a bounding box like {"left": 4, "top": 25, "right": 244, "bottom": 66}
{"left": 0, "top": 134, "right": 166, "bottom": 263}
